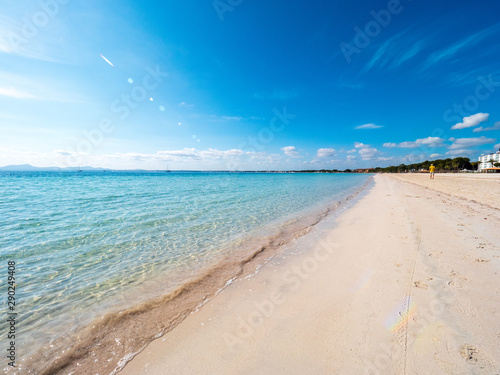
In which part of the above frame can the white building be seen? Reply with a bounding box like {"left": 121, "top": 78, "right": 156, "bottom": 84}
{"left": 478, "top": 149, "right": 500, "bottom": 172}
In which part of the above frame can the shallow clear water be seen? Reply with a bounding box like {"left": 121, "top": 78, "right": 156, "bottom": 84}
{"left": 0, "top": 171, "right": 369, "bottom": 362}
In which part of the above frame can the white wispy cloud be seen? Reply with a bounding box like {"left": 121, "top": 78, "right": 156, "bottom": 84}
{"left": 0, "top": 71, "right": 85, "bottom": 102}
{"left": 361, "top": 29, "right": 426, "bottom": 74}
{"left": 0, "top": 87, "right": 37, "bottom": 99}
{"left": 361, "top": 34, "right": 398, "bottom": 74}
{"left": 246, "top": 152, "right": 282, "bottom": 164}
{"left": 90, "top": 148, "right": 286, "bottom": 170}
{"left": 281, "top": 146, "right": 300, "bottom": 158}
{"left": 354, "top": 142, "right": 369, "bottom": 148}
{"left": 424, "top": 24, "right": 500, "bottom": 69}
{"left": 0, "top": 14, "right": 63, "bottom": 62}
{"left": 392, "top": 41, "right": 424, "bottom": 67}
{"left": 355, "top": 123, "right": 383, "bottom": 130}
{"left": 451, "top": 113, "right": 489, "bottom": 130}
{"left": 210, "top": 114, "right": 261, "bottom": 122}
{"left": 106, "top": 148, "right": 246, "bottom": 162}
{"left": 448, "top": 136, "right": 496, "bottom": 150}
{"left": 37, "top": 147, "right": 286, "bottom": 170}
{"left": 316, "top": 148, "right": 336, "bottom": 158}
{"left": 178, "top": 102, "right": 195, "bottom": 110}
{"left": 53, "top": 150, "right": 72, "bottom": 156}
{"left": 359, "top": 147, "right": 381, "bottom": 161}
{"left": 445, "top": 149, "right": 475, "bottom": 156}
{"left": 473, "top": 121, "right": 500, "bottom": 132}
{"left": 159, "top": 148, "right": 245, "bottom": 159}
{"left": 352, "top": 142, "right": 381, "bottom": 160}
{"left": 401, "top": 153, "right": 428, "bottom": 164}
{"left": 396, "top": 137, "right": 444, "bottom": 148}
{"left": 383, "top": 142, "right": 397, "bottom": 148}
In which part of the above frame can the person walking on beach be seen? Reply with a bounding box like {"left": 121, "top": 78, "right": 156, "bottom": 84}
{"left": 429, "top": 164, "right": 435, "bottom": 179}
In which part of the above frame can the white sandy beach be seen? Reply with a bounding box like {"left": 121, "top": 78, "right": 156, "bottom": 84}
{"left": 120, "top": 173, "right": 500, "bottom": 375}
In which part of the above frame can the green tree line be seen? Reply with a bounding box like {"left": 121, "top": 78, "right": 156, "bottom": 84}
{"left": 287, "top": 156, "right": 484, "bottom": 173}
{"left": 368, "top": 157, "right": 476, "bottom": 173}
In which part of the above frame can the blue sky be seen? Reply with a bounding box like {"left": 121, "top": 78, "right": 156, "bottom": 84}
{"left": 1, "top": 0, "right": 500, "bottom": 170}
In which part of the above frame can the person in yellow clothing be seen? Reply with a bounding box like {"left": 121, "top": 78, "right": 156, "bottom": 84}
{"left": 429, "top": 164, "right": 436, "bottom": 179}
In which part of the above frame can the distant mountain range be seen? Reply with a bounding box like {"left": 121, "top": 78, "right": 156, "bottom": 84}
{"left": 0, "top": 164, "right": 111, "bottom": 172}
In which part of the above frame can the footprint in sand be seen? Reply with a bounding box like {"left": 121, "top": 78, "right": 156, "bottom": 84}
{"left": 475, "top": 258, "right": 490, "bottom": 263}
{"left": 459, "top": 344, "right": 498, "bottom": 374}
{"left": 435, "top": 343, "right": 498, "bottom": 375}
{"left": 413, "top": 281, "right": 428, "bottom": 289}
{"left": 448, "top": 270, "right": 467, "bottom": 288}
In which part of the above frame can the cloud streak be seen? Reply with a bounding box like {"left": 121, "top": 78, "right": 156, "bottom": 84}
{"left": 355, "top": 123, "right": 383, "bottom": 130}
{"left": 384, "top": 137, "right": 444, "bottom": 149}
{"left": 424, "top": 23, "right": 500, "bottom": 69}
{"left": 473, "top": 121, "right": 500, "bottom": 132}
{"left": 0, "top": 87, "right": 37, "bottom": 99}
{"left": 448, "top": 136, "right": 496, "bottom": 150}
{"left": 451, "top": 113, "right": 489, "bottom": 130}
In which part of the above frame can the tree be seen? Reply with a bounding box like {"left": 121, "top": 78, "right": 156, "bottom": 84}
{"left": 452, "top": 157, "right": 472, "bottom": 170}
{"left": 373, "top": 155, "right": 476, "bottom": 173}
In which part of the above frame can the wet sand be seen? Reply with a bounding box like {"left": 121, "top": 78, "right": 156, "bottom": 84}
{"left": 120, "top": 174, "right": 500, "bottom": 374}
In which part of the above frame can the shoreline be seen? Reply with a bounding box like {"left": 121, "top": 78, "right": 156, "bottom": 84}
{"left": 21, "top": 176, "right": 373, "bottom": 375}
{"left": 120, "top": 174, "right": 500, "bottom": 374}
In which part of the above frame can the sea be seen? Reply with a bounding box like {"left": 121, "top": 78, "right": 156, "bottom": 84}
{"left": 0, "top": 171, "right": 371, "bottom": 374}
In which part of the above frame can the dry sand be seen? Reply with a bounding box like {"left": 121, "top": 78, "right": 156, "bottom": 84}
{"left": 120, "top": 174, "right": 500, "bottom": 375}
{"left": 390, "top": 173, "right": 500, "bottom": 210}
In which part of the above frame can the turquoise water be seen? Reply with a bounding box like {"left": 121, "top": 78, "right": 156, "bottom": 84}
{"left": 0, "top": 171, "right": 370, "bottom": 367}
